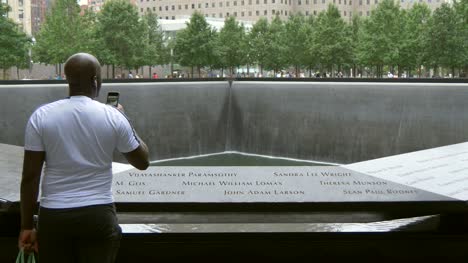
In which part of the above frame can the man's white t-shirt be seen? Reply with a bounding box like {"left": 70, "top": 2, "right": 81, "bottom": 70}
{"left": 24, "top": 96, "right": 140, "bottom": 209}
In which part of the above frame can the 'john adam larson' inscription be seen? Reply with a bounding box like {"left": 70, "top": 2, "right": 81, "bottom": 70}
{"left": 225, "top": 190, "right": 305, "bottom": 196}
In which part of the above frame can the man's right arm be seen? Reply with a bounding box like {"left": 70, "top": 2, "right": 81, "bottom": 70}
{"left": 122, "top": 133, "right": 149, "bottom": 170}
{"left": 116, "top": 104, "right": 150, "bottom": 170}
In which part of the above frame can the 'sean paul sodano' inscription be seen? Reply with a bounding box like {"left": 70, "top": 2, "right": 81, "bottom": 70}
{"left": 111, "top": 167, "right": 451, "bottom": 203}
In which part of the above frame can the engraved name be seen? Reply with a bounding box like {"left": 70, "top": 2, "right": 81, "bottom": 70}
{"left": 224, "top": 190, "right": 305, "bottom": 195}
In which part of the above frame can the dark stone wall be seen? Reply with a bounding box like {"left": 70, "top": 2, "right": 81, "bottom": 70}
{"left": 0, "top": 82, "right": 230, "bottom": 161}
{"left": 0, "top": 84, "right": 68, "bottom": 147}
{"left": 230, "top": 82, "right": 468, "bottom": 163}
{"left": 103, "top": 82, "right": 230, "bottom": 160}
{"left": 1, "top": 81, "right": 467, "bottom": 164}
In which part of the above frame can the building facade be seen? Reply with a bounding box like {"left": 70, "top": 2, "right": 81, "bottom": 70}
{"left": 2, "top": 0, "right": 48, "bottom": 36}
{"left": 3, "top": 0, "right": 447, "bottom": 36}
{"left": 136, "top": 0, "right": 446, "bottom": 22}
{"left": 86, "top": 0, "right": 137, "bottom": 12}
{"left": 86, "top": 0, "right": 104, "bottom": 12}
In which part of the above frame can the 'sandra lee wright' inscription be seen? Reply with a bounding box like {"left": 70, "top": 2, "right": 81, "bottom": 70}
{"left": 112, "top": 167, "right": 453, "bottom": 203}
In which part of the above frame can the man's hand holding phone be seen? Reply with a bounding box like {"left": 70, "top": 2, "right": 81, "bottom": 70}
{"left": 106, "top": 91, "right": 125, "bottom": 112}
{"left": 116, "top": 103, "right": 124, "bottom": 112}
{"left": 106, "top": 92, "right": 119, "bottom": 107}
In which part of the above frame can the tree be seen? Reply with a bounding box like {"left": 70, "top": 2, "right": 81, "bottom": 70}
{"left": 174, "top": 12, "right": 215, "bottom": 78}
{"left": 264, "top": 15, "right": 287, "bottom": 75}
{"left": 284, "top": 13, "right": 309, "bottom": 77}
{"left": 453, "top": 0, "right": 468, "bottom": 77}
{"left": 207, "top": 30, "right": 224, "bottom": 77}
{"left": 77, "top": 9, "right": 117, "bottom": 78}
{"left": 357, "top": 0, "right": 402, "bottom": 77}
{"left": 141, "top": 11, "right": 168, "bottom": 77}
{"left": 303, "top": 15, "right": 317, "bottom": 77}
{"left": 32, "top": 0, "right": 89, "bottom": 74}
{"left": 79, "top": 10, "right": 99, "bottom": 54}
{"left": 248, "top": 17, "right": 269, "bottom": 75}
{"left": 96, "top": 0, "right": 145, "bottom": 76}
{"left": 313, "top": 4, "right": 352, "bottom": 76}
{"left": 217, "top": 16, "right": 247, "bottom": 76}
{"left": 0, "top": 4, "right": 31, "bottom": 79}
{"left": 427, "top": 3, "right": 460, "bottom": 77}
{"left": 90, "top": 11, "right": 115, "bottom": 78}
{"left": 350, "top": 15, "right": 362, "bottom": 77}
{"left": 400, "top": 3, "right": 431, "bottom": 77}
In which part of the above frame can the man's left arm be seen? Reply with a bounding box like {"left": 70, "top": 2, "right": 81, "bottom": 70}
{"left": 19, "top": 150, "right": 45, "bottom": 252}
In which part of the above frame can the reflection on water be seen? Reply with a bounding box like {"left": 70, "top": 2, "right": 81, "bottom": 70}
{"left": 120, "top": 215, "right": 438, "bottom": 233}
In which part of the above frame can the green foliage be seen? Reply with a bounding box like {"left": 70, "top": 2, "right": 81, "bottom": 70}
{"left": 174, "top": 12, "right": 215, "bottom": 73}
{"left": 79, "top": 10, "right": 99, "bottom": 54}
{"left": 96, "top": 0, "right": 144, "bottom": 69}
{"left": 14, "top": 0, "right": 466, "bottom": 78}
{"left": 400, "top": 3, "right": 431, "bottom": 73}
{"left": 217, "top": 16, "right": 247, "bottom": 74}
{"left": 313, "top": 4, "right": 352, "bottom": 71}
{"left": 248, "top": 17, "right": 269, "bottom": 73}
{"left": 284, "top": 13, "right": 309, "bottom": 75}
{"left": 427, "top": 3, "right": 460, "bottom": 72}
{"left": 0, "top": 4, "right": 31, "bottom": 78}
{"left": 453, "top": 0, "right": 468, "bottom": 71}
{"left": 350, "top": 15, "right": 362, "bottom": 64}
{"left": 32, "top": 0, "right": 88, "bottom": 64}
{"left": 302, "top": 15, "right": 317, "bottom": 72}
{"left": 264, "top": 15, "right": 287, "bottom": 72}
{"left": 357, "top": 0, "right": 402, "bottom": 72}
{"left": 205, "top": 27, "right": 220, "bottom": 72}
{"left": 207, "top": 30, "right": 223, "bottom": 70}
{"left": 141, "top": 11, "right": 168, "bottom": 67}
{"left": 347, "top": 15, "right": 363, "bottom": 76}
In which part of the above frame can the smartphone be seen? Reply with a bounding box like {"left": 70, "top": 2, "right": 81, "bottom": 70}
{"left": 106, "top": 92, "right": 119, "bottom": 107}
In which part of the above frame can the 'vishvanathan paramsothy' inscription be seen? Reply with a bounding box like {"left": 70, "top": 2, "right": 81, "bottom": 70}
{"left": 127, "top": 171, "right": 237, "bottom": 177}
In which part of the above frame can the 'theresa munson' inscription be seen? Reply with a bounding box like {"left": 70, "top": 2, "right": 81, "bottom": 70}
{"left": 112, "top": 166, "right": 455, "bottom": 203}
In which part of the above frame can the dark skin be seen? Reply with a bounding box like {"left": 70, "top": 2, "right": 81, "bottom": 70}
{"left": 18, "top": 53, "right": 150, "bottom": 253}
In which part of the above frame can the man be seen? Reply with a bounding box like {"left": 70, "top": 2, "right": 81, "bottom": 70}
{"left": 18, "top": 53, "right": 149, "bottom": 262}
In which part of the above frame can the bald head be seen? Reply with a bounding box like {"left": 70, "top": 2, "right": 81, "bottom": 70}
{"left": 64, "top": 53, "right": 102, "bottom": 98}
